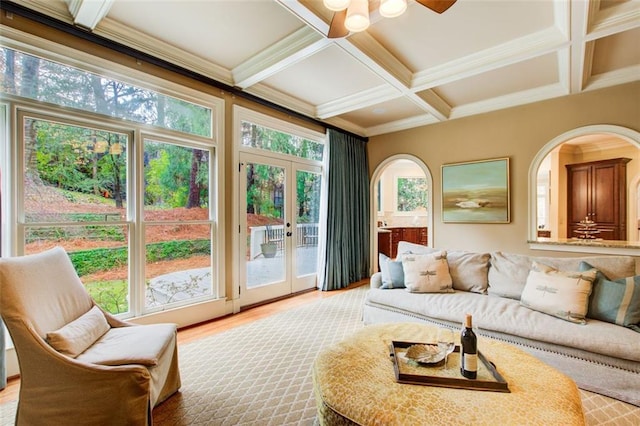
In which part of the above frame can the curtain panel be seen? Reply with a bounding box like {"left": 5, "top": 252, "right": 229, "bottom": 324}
{"left": 321, "top": 129, "right": 370, "bottom": 291}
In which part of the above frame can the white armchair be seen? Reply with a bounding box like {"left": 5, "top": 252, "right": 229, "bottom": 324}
{"left": 0, "top": 247, "right": 181, "bottom": 425}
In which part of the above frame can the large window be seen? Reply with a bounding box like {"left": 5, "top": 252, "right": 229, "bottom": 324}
{"left": 1, "top": 47, "right": 212, "bottom": 137}
{"left": 1, "top": 45, "right": 222, "bottom": 319}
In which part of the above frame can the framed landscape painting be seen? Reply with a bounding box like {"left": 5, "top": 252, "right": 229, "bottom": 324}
{"left": 441, "top": 157, "right": 510, "bottom": 223}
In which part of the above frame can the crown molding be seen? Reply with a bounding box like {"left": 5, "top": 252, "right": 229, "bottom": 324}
{"left": 449, "top": 83, "right": 567, "bottom": 120}
{"left": 366, "top": 113, "right": 439, "bottom": 137}
{"left": 584, "top": 65, "right": 640, "bottom": 92}
{"left": 316, "top": 84, "right": 400, "bottom": 119}
{"left": 412, "top": 27, "right": 568, "bottom": 91}
{"left": 244, "top": 83, "right": 317, "bottom": 119}
{"left": 232, "top": 27, "right": 328, "bottom": 89}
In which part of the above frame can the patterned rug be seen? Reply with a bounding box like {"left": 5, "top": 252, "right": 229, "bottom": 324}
{"left": 0, "top": 286, "right": 638, "bottom": 425}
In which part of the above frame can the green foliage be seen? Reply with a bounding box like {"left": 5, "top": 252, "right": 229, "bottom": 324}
{"left": 85, "top": 279, "right": 128, "bottom": 314}
{"left": 397, "top": 177, "right": 428, "bottom": 211}
{"left": 144, "top": 142, "right": 208, "bottom": 208}
{"left": 69, "top": 247, "right": 128, "bottom": 276}
{"left": 68, "top": 239, "right": 210, "bottom": 276}
{"left": 145, "top": 239, "right": 211, "bottom": 262}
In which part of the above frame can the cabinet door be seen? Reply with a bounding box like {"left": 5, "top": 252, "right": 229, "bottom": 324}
{"left": 378, "top": 232, "right": 391, "bottom": 259}
{"left": 566, "top": 158, "right": 628, "bottom": 240}
{"left": 592, "top": 162, "right": 619, "bottom": 229}
{"left": 567, "top": 164, "right": 591, "bottom": 226}
{"left": 401, "top": 228, "right": 420, "bottom": 244}
{"left": 390, "top": 228, "right": 402, "bottom": 258}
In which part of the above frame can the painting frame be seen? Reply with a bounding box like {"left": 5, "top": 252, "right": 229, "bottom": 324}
{"left": 441, "top": 157, "right": 510, "bottom": 224}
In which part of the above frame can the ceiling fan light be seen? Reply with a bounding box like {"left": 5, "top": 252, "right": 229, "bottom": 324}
{"left": 345, "top": 0, "right": 370, "bottom": 32}
{"left": 379, "top": 0, "right": 407, "bottom": 18}
{"left": 323, "top": 0, "right": 351, "bottom": 12}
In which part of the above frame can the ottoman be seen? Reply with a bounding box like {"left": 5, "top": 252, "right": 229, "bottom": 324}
{"left": 312, "top": 323, "right": 585, "bottom": 425}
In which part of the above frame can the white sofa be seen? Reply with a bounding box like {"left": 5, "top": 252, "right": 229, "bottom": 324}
{"left": 364, "top": 242, "right": 640, "bottom": 406}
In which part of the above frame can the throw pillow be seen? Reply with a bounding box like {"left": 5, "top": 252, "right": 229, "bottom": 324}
{"left": 402, "top": 251, "right": 453, "bottom": 293}
{"left": 393, "top": 245, "right": 490, "bottom": 294}
{"left": 46, "top": 305, "right": 110, "bottom": 357}
{"left": 520, "top": 262, "right": 596, "bottom": 324}
{"left": 446, "top": 251, "right": 491, "bottom": 294}
{"left": 379, "top": 253, "right": 405, "bottom": 289}
{"left": 579, "top": 261, "right": 640, "bottom": 332}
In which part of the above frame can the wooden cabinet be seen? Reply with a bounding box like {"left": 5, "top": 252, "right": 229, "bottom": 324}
{"left": 378, "top": 231, "right": 392, "bottom": 259}
{"left": 377, "top": 227, "right": 428, "bottom": 259}
{"left": 566, "top": 158, "right": 630, "bottom": 240}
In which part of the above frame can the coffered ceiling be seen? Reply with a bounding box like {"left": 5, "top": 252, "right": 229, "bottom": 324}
{"left": 5, "top": 0, "right": 640, "bottom": 137}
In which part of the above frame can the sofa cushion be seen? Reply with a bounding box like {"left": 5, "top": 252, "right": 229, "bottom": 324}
{"left": 580, "top": 261, "right": 640, "bottom": 332}
{"left": 401, "top": 251, "right": 453, "bottom": 293}
{"left": 395, "top": 242, "right": 489, "bottom": 293}
{"left": 379, "top": 254, "right": 405, "bottom": 288}
{"left": 46, "top": 305, "right": 110, "bottom": 358}
{"left": 520, "top": 262, "right": 596, "bottom": 324}
{"left": 488, "top": 252, "right": 636, "bottom": 300}
{"left": 364, "top": 288, "right": 640, "bottom": 363}
{"left": 76, "top": 323, "right": 176, "bottom": 366}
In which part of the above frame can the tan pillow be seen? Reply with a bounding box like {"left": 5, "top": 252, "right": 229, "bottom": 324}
{"left": 46, "top": 305, "right": 110, "bottom": 357}
{"left": 520, "top": 262, "right": 596, "bottom": 324}
{"left": 402, "top": 251, "right": 453, "bottom": 293}
{"left": 447, "top": 251, "right": 490, "bottom": 294}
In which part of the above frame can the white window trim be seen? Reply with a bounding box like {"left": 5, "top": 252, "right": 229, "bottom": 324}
{"left": 0, "top": 29, "right": 229, "bottom": 328}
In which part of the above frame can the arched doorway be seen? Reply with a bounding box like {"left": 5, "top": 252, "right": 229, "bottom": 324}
{"left": 529, "top": 125, "right": 640, "bottom": 242}
{"left": 369, "top": 155, "right": 433, "bottom": 274}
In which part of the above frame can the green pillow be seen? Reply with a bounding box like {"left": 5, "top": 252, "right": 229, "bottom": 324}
{"left": 579, "top": 261, "right": 640, "bottom": 332}
{"left": 379, "top": 254, "right": 405, "bottom": 289}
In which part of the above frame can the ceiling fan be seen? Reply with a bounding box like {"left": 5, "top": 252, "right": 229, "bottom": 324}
{"left": 325, "top": 0, "right": 457, "bottom": 39}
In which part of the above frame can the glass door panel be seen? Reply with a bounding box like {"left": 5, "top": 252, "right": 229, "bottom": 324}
{"left": 240, "top": 154, "right": 290, "bottom": 306}
{"left": 293, "top": 168, "right": 321, "bottom": 291}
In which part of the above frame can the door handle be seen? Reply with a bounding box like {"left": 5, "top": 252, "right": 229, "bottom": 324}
{"left": 286, "top": 232, "right": 292, "bottom": 237}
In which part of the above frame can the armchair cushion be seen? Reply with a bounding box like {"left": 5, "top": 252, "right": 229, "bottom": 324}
{"left": 76, "top": 323, "right": 177, "bottom": 367}
{"left": 46, "top": 305, "right": 110, "bottom": 358}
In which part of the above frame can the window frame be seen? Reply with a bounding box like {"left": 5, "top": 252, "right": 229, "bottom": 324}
{"left": 0, "top": 34, "right": 226, "bottom": 325}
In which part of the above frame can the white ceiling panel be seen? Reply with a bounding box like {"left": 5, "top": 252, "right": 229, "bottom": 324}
{"left": 368, "top": 0, "right": 556, "bottom": 71}
{"left": 338, "top": 96, "right": 427, "bottom": 128}
{"left": 107, "top": 0, "right": 304, "bottom": 69}
{"left": 431, "top": 52, "right": 560, "bottom": 106}
{"left": 261, "top": 44, "right": 386, "bottom": 105}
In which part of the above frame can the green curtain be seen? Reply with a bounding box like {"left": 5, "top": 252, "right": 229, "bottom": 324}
{"left": 321, "top": 129, "right": 370, "bottom": 291}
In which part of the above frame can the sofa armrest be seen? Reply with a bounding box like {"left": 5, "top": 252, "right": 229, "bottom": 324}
{"left": 370, "top": 272, "right": 383, "bottom": 288}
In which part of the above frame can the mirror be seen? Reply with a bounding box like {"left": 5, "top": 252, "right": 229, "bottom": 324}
{"left": 536, "top": 134, "right": 639, "bottom": 241}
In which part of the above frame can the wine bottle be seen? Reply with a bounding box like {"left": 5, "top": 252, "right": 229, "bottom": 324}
{"left": 460, "top": 313, "right": 478, "bottom": 379}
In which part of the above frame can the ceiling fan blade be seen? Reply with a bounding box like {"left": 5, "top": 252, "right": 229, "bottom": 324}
{"left": 416, "top": 0, "right": 457, "bottom": 14}
{"left": 328, "top": 9, "right": 349, "bottom": 38}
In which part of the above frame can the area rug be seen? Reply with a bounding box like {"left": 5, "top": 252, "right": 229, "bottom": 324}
{"left": 0, "top": 286, "right": 638, "bottom": 425}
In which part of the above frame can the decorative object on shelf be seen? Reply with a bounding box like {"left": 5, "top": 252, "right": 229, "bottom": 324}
{"left": 442, "top": 157, "right": 510, "bottom": 224}
{"left": 574, "top": 216, "right": 601, "bottom": 240}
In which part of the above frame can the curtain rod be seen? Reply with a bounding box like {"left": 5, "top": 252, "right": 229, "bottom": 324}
{"left": 1, "top": 1, "right": 369, "bottom": 143}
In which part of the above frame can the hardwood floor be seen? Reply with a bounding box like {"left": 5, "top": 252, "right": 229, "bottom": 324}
{"left": 0, "top": 280, "right": 368, "bottom": 405}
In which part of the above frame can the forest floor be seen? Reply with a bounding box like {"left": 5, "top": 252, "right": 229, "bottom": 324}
{"left": 23, "top": 181, "right": 273, "bottom": 280}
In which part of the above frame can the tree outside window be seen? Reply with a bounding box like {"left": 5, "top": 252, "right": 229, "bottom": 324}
{"left": 396, "top": 177, "right": 427, "bottom": 212}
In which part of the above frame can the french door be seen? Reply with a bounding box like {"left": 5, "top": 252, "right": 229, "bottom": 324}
{"left": 239, "top": 152, "right": 322, "bottom": 307}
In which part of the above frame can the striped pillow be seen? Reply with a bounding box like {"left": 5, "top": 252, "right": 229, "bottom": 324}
{"left": 579, "top": 261, "right": 640, "bottom": 332}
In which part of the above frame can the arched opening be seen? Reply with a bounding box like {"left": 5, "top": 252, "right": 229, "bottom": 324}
{"left": 369, "top": 155, "right": 433, "bottom": 274}
{"left": 529, "top": 125, "right": 640, "bottom": 242}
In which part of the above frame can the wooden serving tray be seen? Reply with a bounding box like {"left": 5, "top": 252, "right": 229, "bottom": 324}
{"left": 390, "top": 341, "right": 510, "bottom": 392}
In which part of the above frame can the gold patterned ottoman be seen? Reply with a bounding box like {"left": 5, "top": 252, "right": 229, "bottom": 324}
{"left": 312, "top": 323, "right": 585, "bottom": 425}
